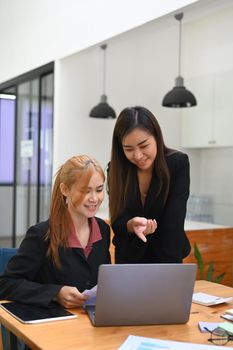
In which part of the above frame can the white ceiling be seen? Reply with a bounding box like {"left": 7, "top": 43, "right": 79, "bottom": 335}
{"left": 0, "top": 0, "right": 198, "bottom": 82}
{"left": 1, "top": 0, "right": 233, "bottom": 83}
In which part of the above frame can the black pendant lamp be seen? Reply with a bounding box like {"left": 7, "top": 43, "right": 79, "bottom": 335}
{"left": 162, "top": 13, "right": 197, "bottom": 108}
{"left": 89, "top": 44, "right": 116, "bottom": 119}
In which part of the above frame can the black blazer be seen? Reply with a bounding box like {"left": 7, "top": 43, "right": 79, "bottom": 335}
{"left": 0, "top": 218, "right": 111, "bottom": 307}
{"left": 112, "top": 151, "right": 191, "bottom": 263}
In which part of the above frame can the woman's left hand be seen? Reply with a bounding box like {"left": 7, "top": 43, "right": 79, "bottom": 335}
{"left": 56, "top": 286, "right": 89, "bottom": 308}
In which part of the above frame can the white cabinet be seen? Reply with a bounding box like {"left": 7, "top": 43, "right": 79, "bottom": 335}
{"left": 214, "top": 71, "right": 233, "bottom": 146}
{"left": 181, "top": 70, "right": 233, "bottom": 148}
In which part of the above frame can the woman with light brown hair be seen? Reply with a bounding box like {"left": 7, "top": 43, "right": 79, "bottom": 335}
{"left": 0, "top": 155, "right": 111, "bottom": 308}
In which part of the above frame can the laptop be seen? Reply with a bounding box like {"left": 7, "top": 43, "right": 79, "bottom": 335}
{"left": 85, "top": 263, "right": 197, "bottom": 326}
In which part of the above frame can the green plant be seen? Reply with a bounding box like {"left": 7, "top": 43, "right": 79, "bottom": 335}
{"left": 193, "top": 242, "right": 225, "bottom": 283}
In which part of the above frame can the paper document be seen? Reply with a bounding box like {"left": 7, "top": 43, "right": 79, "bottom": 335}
{"left": 82, "top": 285, "right": 97, "bottom": 308}
{"left": 82, "top": 285, "right": 97, "bottom": 299}
{"left": 192, "top": 292, "right": 233, "bottom": 306}
{"left": 118, "top": 335, "right": 228, "bottom": 349}
{"left": 198, "top": 321, "right": 220, "bottom": 332}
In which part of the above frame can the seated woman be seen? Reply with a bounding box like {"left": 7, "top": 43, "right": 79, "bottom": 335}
{"left": 0, "top": 155, "right": 111, "bottom": 308}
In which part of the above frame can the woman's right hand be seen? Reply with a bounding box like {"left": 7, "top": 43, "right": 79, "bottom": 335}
{"left": 127, "top": 217, "right": 157, "bottom": 242}
{"left": 56, "top": 286, "right": 89, "bottom": 308}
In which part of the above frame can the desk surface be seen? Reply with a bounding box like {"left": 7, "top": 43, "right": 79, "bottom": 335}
{"left": 1, "top": 280, "right": 233, "bottom": 350}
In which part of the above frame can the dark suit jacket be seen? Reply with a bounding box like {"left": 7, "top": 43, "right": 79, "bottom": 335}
{"left": 112, "top": 151, "right": 191, "bottom": 263}
{"left": 0, "top": 218, "right": 111, "bottom": 307}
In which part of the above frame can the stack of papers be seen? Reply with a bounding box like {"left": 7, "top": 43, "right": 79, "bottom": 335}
{"left": 192, "top": 292, "right": 233, "bottom": 306}
{"left": 118, "top": 335, "right": 228, "bottom": 349}
{"left": 224, "top": 308, "right": 233, "bottom": 315}
{"left": 221, "top": 308, "right": 233, "bottom": 322}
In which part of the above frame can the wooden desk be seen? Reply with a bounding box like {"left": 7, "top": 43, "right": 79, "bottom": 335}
{"left": 1, "top": 280, "right": 233, "bottom": 350}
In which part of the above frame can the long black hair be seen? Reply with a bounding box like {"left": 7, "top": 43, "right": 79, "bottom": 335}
{"left": 108, "top": 106, "right": 174, "bottom": 223}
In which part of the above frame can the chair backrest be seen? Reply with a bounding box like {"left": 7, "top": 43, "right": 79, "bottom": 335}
{"left": 0, "top": 248, "right": 17, "bottom": 350}
{"left": 0, "top": 248, "right": 17, "bottom": 274}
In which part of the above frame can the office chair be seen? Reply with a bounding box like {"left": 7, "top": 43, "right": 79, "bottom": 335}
{"left": 0, "top": 247, "right": 17, "bottom": 350}
{"left": 0, "top": 247, "right": 17, "bottom": 274}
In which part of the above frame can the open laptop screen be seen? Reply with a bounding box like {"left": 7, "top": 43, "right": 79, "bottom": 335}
{"left": 85, "top": 263, "right": 197, "bottom": 326}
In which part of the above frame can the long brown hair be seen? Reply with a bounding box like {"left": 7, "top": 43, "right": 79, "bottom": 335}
{"left": 46, "top": 155, "right": 104, "bottom": 267}
{"left": 108, "top": 106, "right": 173, "bottom": 223}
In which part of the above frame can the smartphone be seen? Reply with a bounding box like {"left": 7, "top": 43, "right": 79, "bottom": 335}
{"left": 221, "top": 314, "right": 233, "bottom": 322}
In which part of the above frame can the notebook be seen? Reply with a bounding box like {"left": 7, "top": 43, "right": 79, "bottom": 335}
{"left": 0, "top": 301, "right": 77, "bottom": 324}
{"left": 84, "top": 263, "right": 197, "bottom": 326}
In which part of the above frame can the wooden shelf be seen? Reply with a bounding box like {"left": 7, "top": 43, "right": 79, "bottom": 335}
{"left": 184, "top": 227, "right": 233, "bottom": 287}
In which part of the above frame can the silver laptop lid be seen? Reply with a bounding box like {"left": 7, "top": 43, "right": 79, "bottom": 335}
{"left": 93, "top": 263, "right": 197, "bottom": 326}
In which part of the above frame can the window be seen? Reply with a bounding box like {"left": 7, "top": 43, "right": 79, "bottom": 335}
{"left": 0, "top": 94, "right": 16, "bottom": 184}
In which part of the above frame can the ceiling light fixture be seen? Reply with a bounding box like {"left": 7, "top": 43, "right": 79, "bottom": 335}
{"left": 89, "top": 44, "right": 116, "bottom": 119}
{"left": 162, "top": 12, "right": 197, "bottom": 108}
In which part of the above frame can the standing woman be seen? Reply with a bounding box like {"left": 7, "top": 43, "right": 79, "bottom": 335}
{"left": 108, "top": 106, "right": 191, "bottom": 264}
{"left": 0, "top": 155, "right": 111, "bottom": 308}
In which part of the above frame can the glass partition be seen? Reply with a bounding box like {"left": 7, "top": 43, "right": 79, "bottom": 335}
{"left": 0, "top": 63, "right": 54, "bottom": 246}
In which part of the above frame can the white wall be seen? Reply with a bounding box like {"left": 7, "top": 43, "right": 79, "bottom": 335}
{"left": 183, "top": 5, "right": 233, "bottom": 225}
{"left": 0, "top": 0, "right": 197, "bottom": 83}
{"left": 54, "top": 1, "right": 233, "bottom": 224}
{"left": 1, "top": 0, "right": 233, "bottom": 226}
{"left": 54, "top": 15, "right": 181, "bottom": 169}
{"left": 199, "top": 148, "right": 233, "bottom": 225}
{"left": 53, "top": 13, "right": 183, "bottom": 210}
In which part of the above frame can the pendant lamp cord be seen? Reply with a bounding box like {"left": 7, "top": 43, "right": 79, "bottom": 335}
{"left": 175, "top": 12, "right": 183, "bottom": 77}
{"left": 100, "top": 44, "right": 107, "bottom": 96}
